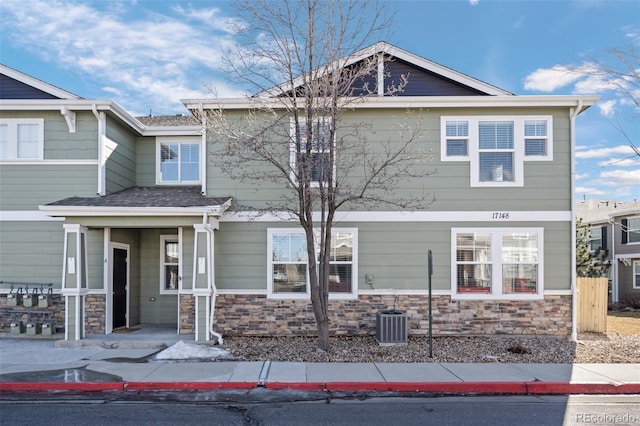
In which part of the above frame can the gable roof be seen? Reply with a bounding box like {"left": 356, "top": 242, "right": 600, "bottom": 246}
{"left": 259, "top": 41, "right": 513, "bottom": 98}
{"left": 0, "top": 64, "right": 81, "bottom": 100}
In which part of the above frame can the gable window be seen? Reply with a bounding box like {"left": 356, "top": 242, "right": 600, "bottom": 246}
{"left": 452, "top": 228, "right": 543, "bottom": 300}
{"left": 622, "top": 217, "right": 640, "bottom": 244}
{"left": 0, "top": 119, "right": 44, "bottom": 160}
{"left": 267, "top": 228, "right": 357, "bottom": 299}
{"left": 441, "top": 116, "right": 552, "bottom": 187}
{"left": 156, "top": 137, "right": 201, "bottom": 184}
{"left": 160, "top": 235, "right": 180, "bottom": 294}
{"left": 290, "top": 118, "right": 334, "bottom": 185}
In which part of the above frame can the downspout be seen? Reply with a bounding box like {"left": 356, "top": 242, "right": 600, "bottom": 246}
{"left": 203, "top": 210, "right": 223, "bottom": 344}
{"left": 91, "top": 105, "right": 106, "bottom": 196}
{"left": 570, "top": 100, "right": 583, "bottom": 342}
{"left": 609, "top": 216, "right": 617, "bottom": 302}
{"left": 199, "top": 104, "right": 207, "bottom": 196}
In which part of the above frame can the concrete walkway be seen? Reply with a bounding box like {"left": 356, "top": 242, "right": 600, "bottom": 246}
{"left": 1, "top": 338, "right": 639, "bottom": 395}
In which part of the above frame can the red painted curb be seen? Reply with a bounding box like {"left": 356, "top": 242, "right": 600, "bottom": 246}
{"left": 264, "top": 382, "right": 327, "bottom": 391}
{"left": 526, "top": 382, "right": 640, "bottom": 395}
{"left": 323, "top": 382, "right": 529, "bottom": 393}
{"left": 2, "top": 381, "right": 639, "bottom": 394}
{"left": 0, "top": 382, "right": 125, "bottom": 391}
{"left": 123, "top": 382, "right": 257, "bottom": 390}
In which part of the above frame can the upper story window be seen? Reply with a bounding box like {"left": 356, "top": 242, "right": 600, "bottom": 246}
{"left": 290, "top": 118, "right": 334, "bottom": 186}
{"left": 156, "top": 137, "right": 201, "bottom": 185}
{"left": 0, "top": 118, "right": 44, "bottom": 160}
{"left": 267, "top": 228, "right": 357, "bottom": 300}
{"left": 622, "top": 217, "right": 640, "bottom": 245}
{"left": 589, "top": 226, "right": 606, "bottom": 251}
{"left": 451, "top": 227, "right": 543, "bottom": 300}
{"left": 441, "top": 116, "right": 553, "bottom": 187}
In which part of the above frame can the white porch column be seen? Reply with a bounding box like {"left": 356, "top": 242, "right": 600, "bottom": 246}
{"left": 61, "top": 224, "right": 89, "bottom": 340}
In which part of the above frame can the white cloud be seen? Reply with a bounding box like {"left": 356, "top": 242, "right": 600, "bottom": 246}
{"left": 597, "top": 100, "right": 616, "bottom": 118}
{"left": 469, "top": 0, "right": 479, "bottom": 5}
{"left": 599, "top": 169, "right": 640, "bottom": 187}
{"left": 575, "top": 186, "right": 607, "bottom": 196}
{"left": 597, "top": 158, "right": 640, "bottom": 168}
{"left": 575, "top": 173, "right": 590, "bottom": 180}
{"left": 523, "top": 65, "right": 584, "bottom": 92}
{"left": 575, "top": 145, "right": 636, "bottom": 159}
{"left": 0, "top": 1, "right": 245, "bottom": 114}
{"left": 512, "top": 16, "right": 525, "bottom": 29}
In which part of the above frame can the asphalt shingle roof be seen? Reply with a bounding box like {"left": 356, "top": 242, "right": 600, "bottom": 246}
{"left": 136, "top": 115, "right": 199, "bottom": 126}
{"left": 47, "top": 186, "right": 231, "bottom": 208}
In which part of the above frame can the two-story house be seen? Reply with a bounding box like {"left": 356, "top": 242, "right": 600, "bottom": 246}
{"left": 1, "top": 42, "right": 598, "bottom": 342}
{"left": 576, "top": 199, "right": 640, "bottom": 303}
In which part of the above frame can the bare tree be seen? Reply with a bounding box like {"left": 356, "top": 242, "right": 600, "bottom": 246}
{"left": 575, "top": 46, "right": 640, "bottom": 156}
{"left": 203, "top": 0, "right": 433, "bottom": 350}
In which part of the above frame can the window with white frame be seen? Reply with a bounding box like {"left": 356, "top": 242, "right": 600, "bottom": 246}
{"left": 622, "top": 217, "right": 640, "bottom": 244}
{"left": 267, "top": 228, "right": 357, "bottom": 299}
{"left": 452, "top": 228, "right": 543, "bottom": 299}
{"left": 160, "top": 235, "right": 180, "bottom": 294}
{"left": 634, "top": 261, "right": 640, "bottom": 289}
{"left": 441, "top": 116, "right": 553, "bottom": 187}
{"left": 290, "top": 118, "right": 334, "bottom": 185}
{"left": 589, "top": 226, "right": 604, "bottom": 251}
{"left": 156, "top": 137, "right": 201, "bottom": 184}
{"left": 0, "top": 118, "right": 44, "bottom": 160}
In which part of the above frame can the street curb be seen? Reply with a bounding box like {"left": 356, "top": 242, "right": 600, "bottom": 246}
{"left": 2, "top": 381, "right": 640, "bottom": 394}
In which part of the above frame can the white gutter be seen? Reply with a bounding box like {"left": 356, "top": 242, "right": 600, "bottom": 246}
{"left": 91, "top": 105, "right": 106, "bottom": 196}
{"left": 570, "top": 99, "right": 583, "bottom": 342}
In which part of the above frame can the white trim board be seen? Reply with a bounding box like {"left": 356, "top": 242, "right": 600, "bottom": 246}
{"left": 221, "top": 210, "right": 572, "bottom": 223}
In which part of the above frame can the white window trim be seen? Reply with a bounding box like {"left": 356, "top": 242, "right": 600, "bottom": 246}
{"left": 155, "top": 136, "right": 202, "bottom": 185}
{"left": 160, "top": 234, "right": 180, "bottom": 295}
{"left": 440, "top": 116, "right": 553, "bottom": 187}
{"left": 289, "top": 117, "right": 335, "bottom": 187}
{"left": 0, "top": 118, "right": 44, "bottom": 160}
{"left": 267, "top": 227, "right": 358, "bottom": 300}
{"left": 633, "top": 260, "right": 640, "bottom": 289}
{"left": 626, "top": 217, "right": 640, "bottom": 245}
{"left": 451, "top": 227, "right": 544, "bottom": 300}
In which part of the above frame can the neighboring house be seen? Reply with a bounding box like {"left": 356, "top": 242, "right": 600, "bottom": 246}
{"left": 1, "top": 42, "right": 599, "bottom": 342}
{"left": 576, "top": 199, "right": 640, "bottom": 303}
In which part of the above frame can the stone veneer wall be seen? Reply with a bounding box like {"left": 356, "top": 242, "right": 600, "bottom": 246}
{"left": 211, "top": 294, "right": 572, "bottom": 337}
{"left": 179, "top": 294, "right": 195, "bottom": 334}
{"left": 0, "top": 295, "right": 65, "bottom": 334}
{"left": 85, "top": 294, "right": 106, "bottom": 335}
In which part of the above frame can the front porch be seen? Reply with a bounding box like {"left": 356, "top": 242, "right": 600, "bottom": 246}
{"left": 39, "top": 186, "right": 232, "bottom": 343}
{"left": 55, "top": 323, "right": 193, "bottom": 349}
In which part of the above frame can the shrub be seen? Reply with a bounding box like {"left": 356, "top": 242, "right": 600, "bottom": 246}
{"left": 620, "top": 293, "right": 640, "bottom": 310}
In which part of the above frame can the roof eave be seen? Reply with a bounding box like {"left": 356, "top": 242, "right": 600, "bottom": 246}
{"left": 183, "top": 95, "right": 600, "bottom": 111}
{"left": 38, "top": 205, "right": 229, "bottom": 217}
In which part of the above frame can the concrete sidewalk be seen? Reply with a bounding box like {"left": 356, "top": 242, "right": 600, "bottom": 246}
{"left": 1, "top": 339, "right": 639, "bottom": 395}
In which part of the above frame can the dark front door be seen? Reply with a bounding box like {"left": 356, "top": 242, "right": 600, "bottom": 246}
{"left": 112, "top": 248, "right": 127, "bottom": 329}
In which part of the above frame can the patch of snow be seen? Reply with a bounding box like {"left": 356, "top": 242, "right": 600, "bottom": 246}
{"left": 153, "top": 340, "right": 233, "bottom": 361}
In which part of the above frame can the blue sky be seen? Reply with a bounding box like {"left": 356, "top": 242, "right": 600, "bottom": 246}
{"left": 1, "top": 0, "right": 638, "bottom": 201}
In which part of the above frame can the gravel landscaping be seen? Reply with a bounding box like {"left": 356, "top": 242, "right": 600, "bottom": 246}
{"left": 223, "top": 332, "right": 640, "bottom": 364}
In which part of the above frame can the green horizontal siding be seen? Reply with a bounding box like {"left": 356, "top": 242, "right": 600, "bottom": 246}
{"left": 214, "top": 220, "right": 571, "bottom": 292}
{"left": 135, "top": 137, "right": 156, "bottom": 186}
{"left": 105, "top": 117, "right": 137, "bottom": 193}
{"left": 206, "top": 107, "right": 572, "bottom": 212}
{"left": 0, "top": 111, "right": 98, "bottom": 160}
{"left": 0, "top": 165, "right": 97, "bottom": 209}
{"left": 0, "top": 221, "right": 64, "bottom": 289}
